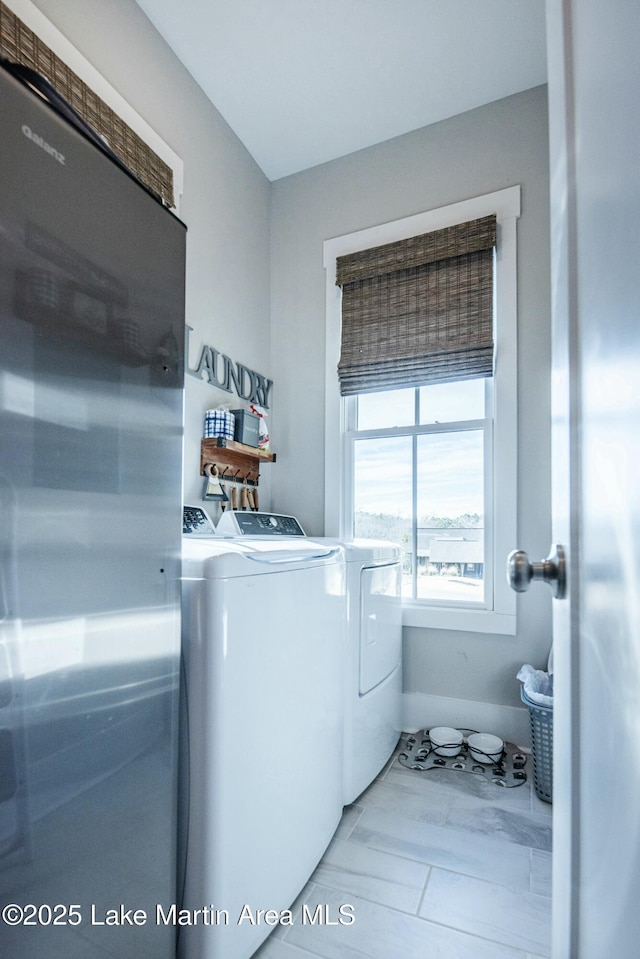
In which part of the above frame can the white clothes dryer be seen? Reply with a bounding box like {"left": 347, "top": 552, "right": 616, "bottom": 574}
{"left": 180, "top": 516, "right": 346, "bottom": 959}
{"left": 337, "top": 540, "right": 402, "bottom": 805}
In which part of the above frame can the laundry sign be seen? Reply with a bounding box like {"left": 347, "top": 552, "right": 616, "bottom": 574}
{"left": 184, "top": 326, "right": 273, "bottom": 409}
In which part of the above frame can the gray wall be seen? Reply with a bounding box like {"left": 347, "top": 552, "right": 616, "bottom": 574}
{"left": 31, "top": 0, "right": 273, "bottom": 509}
{"left": 270, "top": 86, "right": 553, "bottom": 708}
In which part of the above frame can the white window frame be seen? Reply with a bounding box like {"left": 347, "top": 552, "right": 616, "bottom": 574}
{"left": 345, "top": 380, "right": 493, "bottom": 607}
{"left": 323, "top": 186, "right": 520, "bottom": 634}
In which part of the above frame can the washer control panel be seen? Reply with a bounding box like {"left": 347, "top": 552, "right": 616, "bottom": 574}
{"left": 183, "top": 505, "right": 217, "bottom": 536}
{"left": 216, "top": 510, "right": 305, "bottom": 537}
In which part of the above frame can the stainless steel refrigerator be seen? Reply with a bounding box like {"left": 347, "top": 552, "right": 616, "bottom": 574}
{"left": 0, "top": 61, "right": 185, "bottom": 957}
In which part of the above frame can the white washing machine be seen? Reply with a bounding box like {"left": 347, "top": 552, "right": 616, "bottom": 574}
{"left": 180, "top": 508, "right": 346, "bottom": 959}
{"left": 215, "top": 511, "right": 403, "bottom": 806}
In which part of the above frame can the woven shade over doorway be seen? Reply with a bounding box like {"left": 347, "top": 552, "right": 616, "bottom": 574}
{"left": 336, "top": 215, "right": 497, "bottom": 395}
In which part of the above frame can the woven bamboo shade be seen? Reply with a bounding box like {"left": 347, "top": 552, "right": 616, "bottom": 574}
{"left": 0, "top": 1, "right": 175, "bottom": 208}
{"left": 336, "top": 215, "right": 497, "bottom": 395}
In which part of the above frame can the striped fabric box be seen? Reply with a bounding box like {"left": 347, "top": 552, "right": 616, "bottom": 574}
{"left": 204, "top": 409, "right": 235, "bottom": 439}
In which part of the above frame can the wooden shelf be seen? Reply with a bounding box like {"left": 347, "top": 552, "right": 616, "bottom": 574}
{"left": 200, "top": 437, "right": 275, "bottom": 483}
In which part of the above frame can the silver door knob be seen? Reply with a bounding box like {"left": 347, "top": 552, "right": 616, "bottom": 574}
{"left": 506, "top": 544, "right": 567, "bottom": 599}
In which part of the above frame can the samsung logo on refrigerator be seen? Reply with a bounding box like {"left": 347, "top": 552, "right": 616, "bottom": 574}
{"left": 22, "top": 124, "right": 65, "bottom": 165}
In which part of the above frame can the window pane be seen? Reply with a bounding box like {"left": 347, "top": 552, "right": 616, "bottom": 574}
{"left": 357, "top": 388, "right": 415, "bottom": 431}
{"left": 419, "top": 378, "right": 486, "bottom": 425}
{"left": 416, "top": 430, "right": 484, "bottom": 603}
{"left": 353, "top": 435, "right": 413, "bottom": 597}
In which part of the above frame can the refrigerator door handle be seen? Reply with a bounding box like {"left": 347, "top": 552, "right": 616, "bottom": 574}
{"left": 0, "top": 571, "right": 6, "bottom": 621}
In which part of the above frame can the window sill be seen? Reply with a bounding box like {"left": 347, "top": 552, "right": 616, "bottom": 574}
{"left": 402, "top": 602, "right": 516, "bottom": 635}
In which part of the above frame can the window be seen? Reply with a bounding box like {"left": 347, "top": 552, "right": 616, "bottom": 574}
{"left": 324, "top": 187, "right": 520, "bottom": 633}
{"left": 348, "top": 378, "right": 490, "bottom": 606}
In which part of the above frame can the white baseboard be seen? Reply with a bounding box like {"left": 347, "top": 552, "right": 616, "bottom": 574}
{"left": 402, "top": 692, "right": 531, "bottom": 750}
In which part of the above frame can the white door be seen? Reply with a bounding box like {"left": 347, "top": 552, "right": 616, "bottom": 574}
{"left": 544, "top": 1, "right": 640, "bottom": 956}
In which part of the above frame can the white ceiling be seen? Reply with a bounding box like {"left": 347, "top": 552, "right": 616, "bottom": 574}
{"left": 135, "top": 0, "right": 547, "bottom": 181}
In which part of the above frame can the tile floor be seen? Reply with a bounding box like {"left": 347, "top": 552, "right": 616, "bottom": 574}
{"left": 252, "top": 740, "right": 552, "bottom": 959}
